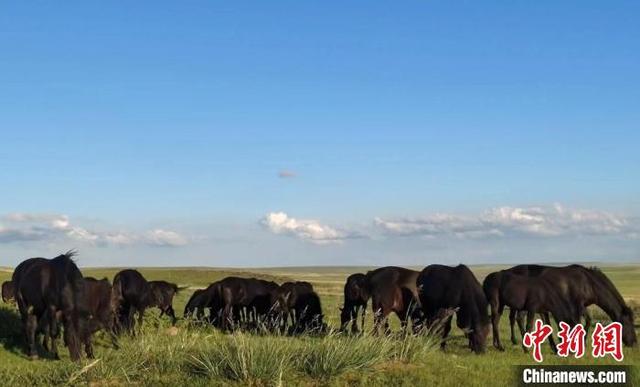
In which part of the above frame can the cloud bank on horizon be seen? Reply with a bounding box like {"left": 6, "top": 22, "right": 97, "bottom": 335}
{"left": 0, "top": 213, "right": 188, "bottom": 247}
{"left": 262, "top": 204, "right": 639, "bottom": 244}
{"left": 1, "top": 203, "right": 638, "bottom": 267}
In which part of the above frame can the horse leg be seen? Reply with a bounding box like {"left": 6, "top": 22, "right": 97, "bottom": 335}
{"left": 126, "top": 306, "right": 136, "bottom": 334}
{"left": 516, "top": 310, "right": 527, "bottom": 341}
{"left": 137, "top": 307, "right": 145, "bottom": 335}
{"left": 40, "top": 311, "right": 51, "bottom": 353}
{"left": 383, "top": 310, "right": 391, "bottom": 336}
{"left": 399, "top": 309, "right": 409, "bottom": 335}
{"left": 583, "top": 308, "right": 592, "bottom": 343}
{"left": 26, "top": 311, "right": 38, "bottom": 359}
{"left": 440, "top": 315, "right": 453, "bottom": 350}
{"left": 509, "top": 308, "right": 518, "bottom": 345}
{"left": 372, "top": 302, "right": 383, "bottom": 336}
{"left": 50, "top": 310, "right": 62, "bottom": 360}
{"left": 166, "top": 305, "right": 177, "bottom": 326}
{"left": 522, "top": 311, "right": 535, "bottom": 353}
{"left": 349, "top": 306, "right": 359, "bottom": 334}
{"left": 222, "top": 304, "right": 232, "bottom": 332}
{"left": 492, "top": 303, "right": 504, "bottom": 351}
{"left": 360, "top": 304, "right": 366, "bottom": 334}
{"left": 542, "top": 313, "right": 557, "bottom": 354}
{"left": 84, "top": 328, "right": 95, "bottom": 359}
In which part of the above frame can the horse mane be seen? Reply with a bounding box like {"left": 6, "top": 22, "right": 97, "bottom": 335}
{"left": 55, "top": 249, "right": 78, "bottom": 262}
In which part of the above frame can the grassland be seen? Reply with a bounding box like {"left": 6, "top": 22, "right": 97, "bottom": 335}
{"left": 0, "top": 265, "right": 638, "bottom": 386}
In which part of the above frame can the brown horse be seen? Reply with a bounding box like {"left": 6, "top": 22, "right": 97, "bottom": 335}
{"left": 339, "top": 273, "right": 369, "bottom": 333}
{"left": 365, "top": 267, "right": 422, "bottom": 335}
{"left": 496, "top": 264, "right": 637, "bottom": 348}
{"left": 13, "top": 251, "right": 90, "bottom": 361}
{"left": 483, "top": 270, "right": 580, "bottom": 352}
{"left": 1, "top": 281, "right": 15, "bottom": 304}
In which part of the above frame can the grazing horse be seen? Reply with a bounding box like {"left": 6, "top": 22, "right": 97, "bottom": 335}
{"left": 583, "top": 267, "right": 636, "bottom": 347}
{"left": 211, "top": 277, "right": 280, "bottom": 331}
{"left": 290, "top": 291, "right": 326, "bottom": 334}
{"left": 365, "top": 266, "right": 422, "bottom": 335}
{"left": 339, "top": 273, "right": 369, "bottom": 333}
{"left": 111, "top": 269, "right": 153, "bottom": 335}
{"left": 274, "top": 281, "right": 325, "bottom": 333}
{"left": 483, "top": 270, "right": 579, "bottom": 352}
{"left": 184, "top": 288, "right": 207, "bottom": 320}
{"left": 1, "top": 280, "right": 15, "bottom": 304}
{"left": 12, "top": 251, "right": 89, "bottom": 361}
{"left": 83, "top": 277, "right": 119, "bottom": 354}
{"left": 148, "top": 280, "right": 183, "bottom": 325}
{"left": 501, "top": 264, "right": 637, "bottom": 347}
{"left": 417, "top": 264, "right": 490, "bottom": 354}
{"left": 11, "top": 258, "right": 57, "bottom": 352}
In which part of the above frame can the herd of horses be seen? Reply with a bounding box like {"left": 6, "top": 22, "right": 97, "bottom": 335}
{"left": 0, "top": 251, "right": 637, "bottom": 362}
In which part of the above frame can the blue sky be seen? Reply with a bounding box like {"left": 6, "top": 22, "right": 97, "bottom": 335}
{"left": 1, "top": 1, "right": 638, "bottom": 267}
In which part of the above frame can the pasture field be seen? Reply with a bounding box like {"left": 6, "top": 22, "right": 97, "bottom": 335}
{"left": 0, "top": 264, "right": 638, "bottom": 386}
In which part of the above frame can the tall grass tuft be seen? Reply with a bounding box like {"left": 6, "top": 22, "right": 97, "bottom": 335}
{"left": 190, "top": 333, "right": 295, "bottom": 386}
{"left": 296, "top": 332, "right": 394, "bottom": 378}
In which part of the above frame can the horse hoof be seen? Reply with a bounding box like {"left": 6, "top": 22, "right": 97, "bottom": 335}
{"left": 497, "top": 346, "right": 505, "bottom": 352}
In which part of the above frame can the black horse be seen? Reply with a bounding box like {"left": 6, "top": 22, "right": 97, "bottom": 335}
{"left": 366, "top": 266, "right": 422, "bottom": 335}
{"left": 339, "top": 273, "right": 369, "bottom": 333}
{"left": 12, "top": 251, "right": 90, "bottom": 361}
{"left": 83, "top": 277, "right": 119, "bottom": 354}
{"left": 290, "top": 291, "right": 325, "bottom": 334}
{"left": 483, "top": 270, "right": 580, "bottom": 352}
{"left": 496, "top": 264, "right": 637, "bottom": 348}
{"left": 417, "top": 264, "right": 490, "bottom": 354}
{"left": 184, "top": 288, "right": 207, "bottom": 320}
{"left": 273, "top": 281, "right": 325, "bottom": 334}
{"left": 1, "top": 280, "right": 15, "bottom": 304}
{"left": 111, "top": 269, "right": 153, "bottom": 335}
{"left": 148, "top": 280, "right": 183, "bottom": 325}
{"left": 209, "top": 277, "right": 280, "bottom": 331}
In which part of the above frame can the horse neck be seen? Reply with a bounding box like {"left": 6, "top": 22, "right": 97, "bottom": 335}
{"left": 594, "top": 287, "right": 624, "bottom": 320}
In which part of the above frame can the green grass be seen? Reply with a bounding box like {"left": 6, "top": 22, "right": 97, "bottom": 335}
{"left": 0, "top": 265, "right": 638, "bottom": 386}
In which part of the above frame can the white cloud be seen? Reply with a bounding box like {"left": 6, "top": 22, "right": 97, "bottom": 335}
{"left": 144, "top": 229, "right": 189, "bottom": 247}
{"left": 375, "top": 204, "right": 638, "bottom": 239}
{"left": 0, "top": 213, "right": 189, "bottom": 247}
{"left": 261, "top": 212, "right": 356, "bottom": 244}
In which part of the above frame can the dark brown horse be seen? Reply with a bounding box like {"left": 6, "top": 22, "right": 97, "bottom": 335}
{"left": 209, "top": 277, "right": 280, "bottom": 331}
{"left": 148, "top": 280, "right": 184, "bottom": 325}
{"left": 496, "top": 264, "right": 637, "bottom": 348}
{"left": 111, "top": 269, "right": 153, "bottom": 335}
{"left": 12, "top": 251, "right": 90, "bottom": 361}
{"left": 366, "top": 266, "right": 422, "bottom": 335}
{"left": 417, "top": 264, "right": 490, "bottom": 353}
{"left": 1, "top": 280, "right": 15, "bottom": 304}
{"left": 483, "top": 270, "right": 580, "bottom": 352}
{"left": 273, "top": 281, "right": 313, "bottom": 332}
{"left": 83, "top": 277, "right": 118, "bottom": 354}
{"left": 339, "top": 273, "right": 369, "bottom": 333}
{"left": 184, "top": 288, "right": 207, "bottom": 320}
